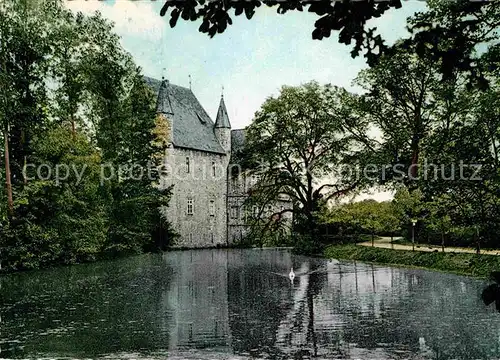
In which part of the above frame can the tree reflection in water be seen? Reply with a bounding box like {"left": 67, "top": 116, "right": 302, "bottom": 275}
{"left": 2, "top": 249, "right": 500, "bottom": 359}
{"left": 482, "top": 271, "right": 500, "bottom": 312}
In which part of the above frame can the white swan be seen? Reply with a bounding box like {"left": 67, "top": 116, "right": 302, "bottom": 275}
{"left": 268, "top": 264, "right": 326, "bottom": 281}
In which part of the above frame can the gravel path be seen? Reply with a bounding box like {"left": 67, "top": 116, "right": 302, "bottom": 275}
{"left": 357, "top": 236, "right": 500, "bottom": 256}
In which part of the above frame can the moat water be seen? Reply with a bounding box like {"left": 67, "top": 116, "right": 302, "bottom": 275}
{"left": 2, "top": 248, "right": 500, "bottom": 359}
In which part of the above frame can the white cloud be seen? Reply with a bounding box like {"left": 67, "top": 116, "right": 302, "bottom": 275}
{"left": 65, "top": 0, "right": 165, "bottom": 41}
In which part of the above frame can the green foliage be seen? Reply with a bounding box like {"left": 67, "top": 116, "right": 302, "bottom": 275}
{"left": 241, "top": 82, "right": 370, "bottom": 245}
{"left": 323, "top": 199, "right": 400, "bottom": 239}
{"left": 1, "top": 126, "right": 107, "bottom": 270}
{"left": 0, "top": 0, "right": 175, "bottom": 272}
{"left": 350, "top": 15, "right": 500, "bottom": 250}
{"left": 97, "top": 70, "right": 173, "bottom": 254}
{"left": 291, "top": 233, "right": 324, "bottom": 256}
{"left": 392, "top": 186, "right": 424, "bottom": 222}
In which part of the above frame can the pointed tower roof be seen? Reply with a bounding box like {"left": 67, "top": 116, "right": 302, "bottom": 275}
{"left": 156, "top": 78, "right": 174, "bottom": 115}
{"left": 215, "top": 96, "right": 231, "bottom": 129}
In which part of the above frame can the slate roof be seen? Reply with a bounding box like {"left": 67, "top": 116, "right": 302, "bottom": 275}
{"left": 156, "top": 79, "right": 173, "bottom": 115}
{"left": 144, "top": 76, "right": 226, "bottom": 154}
{"left": 215, "top": 96, "right": 231, "bottom": 128}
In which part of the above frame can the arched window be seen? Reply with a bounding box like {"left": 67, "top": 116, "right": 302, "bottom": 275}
{"left": 230, "top": 205, "right": 239, "bottom": 219}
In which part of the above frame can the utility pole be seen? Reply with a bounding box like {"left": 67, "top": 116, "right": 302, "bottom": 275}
{"left": 411, "top": 219, "right": 417, "bottom": 251}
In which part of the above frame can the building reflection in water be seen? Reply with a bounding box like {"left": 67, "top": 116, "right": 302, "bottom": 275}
{"left": 6, "top": 249, "right": 500, "bottom": 359}
{"left": 162, "top": 250, "right": 231, "bottom": 351}
{"left": 159, "top": 249, "right": 500, "bottom": 360}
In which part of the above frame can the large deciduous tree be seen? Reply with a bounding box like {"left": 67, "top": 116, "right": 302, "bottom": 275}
{"left": 423, "top": 76, "right": 500, "bottom": 248}
{"left": 355, "top": 44, "right": 466, "bottom": 188}
{"left": 241, "top": 82, "right": 370, "bottom": 246}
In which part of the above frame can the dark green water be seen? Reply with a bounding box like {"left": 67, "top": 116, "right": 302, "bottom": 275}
{"left": 1, "top": 248, "right": 500, "bottom": 359}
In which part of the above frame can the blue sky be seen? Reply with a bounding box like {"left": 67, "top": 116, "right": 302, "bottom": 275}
{"left": 67, "top": 0, "right": 427, "bottom": 130}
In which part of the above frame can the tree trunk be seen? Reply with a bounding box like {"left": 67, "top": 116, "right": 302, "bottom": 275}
{"left": 4, "top": 124, "right": 13, "bottom": 216}
{"left": 408, "top": 132, "right": 420, "bottom": 187}
{"left": 71, "top": 113, "right": 76, "bottom": 140}
{"left": 71, "top": 119, "right": 76, "bottom": 139}
{"left": 306, "top": 280, "right": 318, "bottom": 357}
{"left": 476, "top": 227, "right": 480, "bottom": 255}
{"left": 23, "top": 155, "right": 27, "bottom": 185}
{"left": 412, "top": 224, "right": 415, "bottom": 251}
{"left": 391, "top": 233, "right": 394, "bottom": 249}
{"left": 371, "top": 230, "right": 374, "bottom": 247}
{"left": 1, "top": 30, "right": 12, "bottom": 216}
{"left": 441, "top": 231, "right": 445, "bottom": 252}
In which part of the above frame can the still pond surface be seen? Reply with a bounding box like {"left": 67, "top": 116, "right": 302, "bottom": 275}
{"left": 1, "top": 248, "right": 500, "bottom": 359}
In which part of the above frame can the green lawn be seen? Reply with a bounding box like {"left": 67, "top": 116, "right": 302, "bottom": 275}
{"left": 324, "top": 244, "right": 500, "bottom": 278}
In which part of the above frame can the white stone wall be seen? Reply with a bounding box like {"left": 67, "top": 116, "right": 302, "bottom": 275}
{"left": 163, "top": 250, "right": 230, "bottom": 349}
{"left": 214, "top": 128, "right": 231, "bottom": 153}
{"left": 159, "top": 139, "right": 293, "bottom": 248}
{"left": 162, "top": 147, "right": 229, "bottom": 247}
{"left": 227, "top": 172, "right": 254, "bottom": 243}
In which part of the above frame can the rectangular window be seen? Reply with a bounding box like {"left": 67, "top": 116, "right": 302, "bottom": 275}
{"left": 231, "top": 206, "right": 239, "bottom": 219}
{"left": 187, "top": 198, "right": 194, "bottom": 215}
{"left": 186, "top": 157, "right": 190, "bottom": 173}
{"left": 189, "top": 233, "right": 193, "bottom": 242}
{"left": 253, "top": 205, "right": 258, "bottom": 217}
{"left": 212, "top": 161, "right": 216, "bottom": 177}
{"left": 209, "top": 200, "right": 215, "bottom": 216}
{"left": 211, "top": 233, "right": 214, "bottom": 244}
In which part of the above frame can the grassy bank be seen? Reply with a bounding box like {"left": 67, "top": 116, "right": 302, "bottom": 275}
{"left": 324, "top": 244, "right": 500, "bottom": 278}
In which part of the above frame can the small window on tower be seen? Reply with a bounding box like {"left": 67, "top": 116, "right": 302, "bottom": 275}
{"left": 209, "top": 200, "right": 215, "bottom": 216}
{"left": 187, "top": 198, "right": 194, "bottom": 215}
{"left": 231, "top": 206, "right": 239, "bottom": 219}
{"left": 212, "top": 161, "right": 216, "bottom": 177}
{"left": 186, "top": 157, "right": 190, "bottom": 173}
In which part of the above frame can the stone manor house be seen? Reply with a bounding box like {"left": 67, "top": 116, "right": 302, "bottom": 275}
{"left": 145, "top": 77, "right": 291, "bottom": 247}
